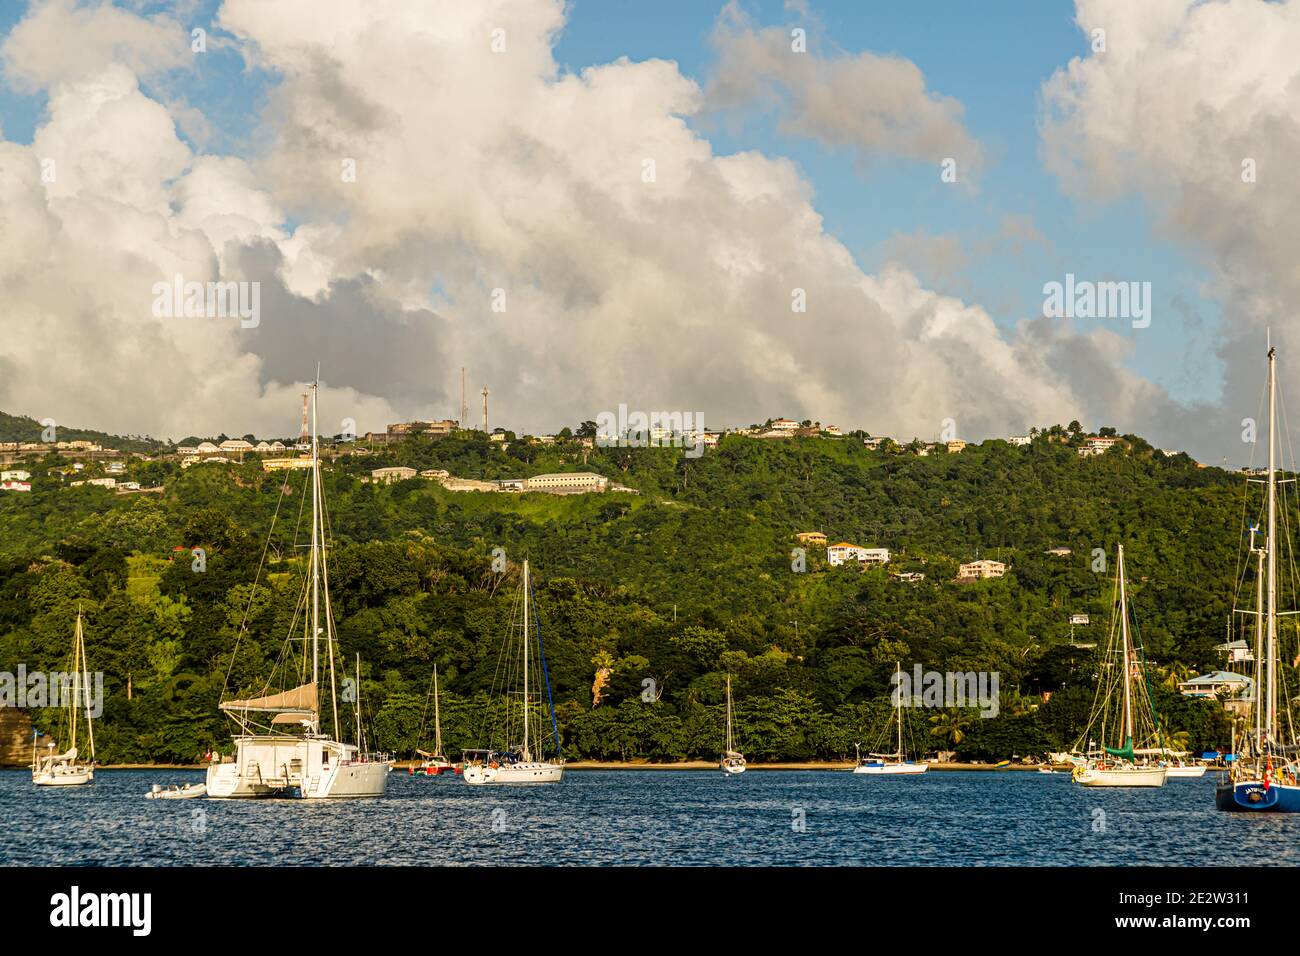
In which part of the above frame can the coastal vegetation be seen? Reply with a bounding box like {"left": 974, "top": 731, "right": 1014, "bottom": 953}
{"left": 0, "top": 426, "right": 1249, "bottom": 763}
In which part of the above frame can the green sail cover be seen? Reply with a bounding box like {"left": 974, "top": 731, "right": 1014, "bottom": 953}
{"left": 1104, "top": 736, "right": 1135, "bottom": 760}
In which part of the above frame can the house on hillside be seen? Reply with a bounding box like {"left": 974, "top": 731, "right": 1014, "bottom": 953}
{"left": 828, "top": 543, "right": 890, "bottom": 567}
{"left": 957, "top": 559, "right": 1007, "bottom": 580}
{"left": 1178, "top": 671, "right": 1252, "bottom": 701}
{"left": 795, "top": 532, "right": 828, "bottom": 547}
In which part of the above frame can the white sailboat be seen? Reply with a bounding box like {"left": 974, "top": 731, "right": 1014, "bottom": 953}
{"left": 463, "top": 559, "right": 565, "bottom": 785}
{"left": 32, "top": 609, "right": 95, "bottom": 787}
{"left": 207, "top": 379, "right": 389, "bottom": 799}
{"left": 854, "top": 662, "right": 928, "bottom": 775}
{"left": 720, "top": 673, "right": 746, "bottom": 775}
{"left": 1072, "top": 544, "right": 1167, "bottom": 788}
{"left": 1216, "top": 343, "right": 1300, "bottom": 811}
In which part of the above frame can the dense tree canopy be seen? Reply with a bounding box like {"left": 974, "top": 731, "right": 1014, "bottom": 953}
{"left": 0, "top": 430, "right": 1261, "bottom": 762}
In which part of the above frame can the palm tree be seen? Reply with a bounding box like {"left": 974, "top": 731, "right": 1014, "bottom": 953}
{"left": 928, "top": 708, "right": 974, "bottom": 748}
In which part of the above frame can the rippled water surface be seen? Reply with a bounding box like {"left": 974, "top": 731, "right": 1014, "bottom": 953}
{"left": 0, "top": 768, "right": 1293, "bottom": 866}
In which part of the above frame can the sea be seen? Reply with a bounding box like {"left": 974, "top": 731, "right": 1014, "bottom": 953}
{"left": 0, "top": 768, "right": 1293, "bottom": 866}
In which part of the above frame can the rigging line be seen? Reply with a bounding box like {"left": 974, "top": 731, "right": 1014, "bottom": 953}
{"left": 218, "top": 465, "right": 296, "bottom": 703}
{"left": 530, "top": 570, "right": 562, "bottom": 758}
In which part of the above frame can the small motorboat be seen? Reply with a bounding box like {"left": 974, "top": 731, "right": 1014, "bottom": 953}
{"left": 1038, "top": 766, "right": 1058, "bottom": 774}
{"left": 146, "top": 783, "right": 207, "bottom": 800}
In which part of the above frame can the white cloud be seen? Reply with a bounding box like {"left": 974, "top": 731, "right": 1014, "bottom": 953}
{"left": 1041, "top": 0, "right": 1300, "bottom": 457}
{"left": 0, "top": 0, "right": 1180, "bottom": 449}
{"left": 707, "top": 2, "right": 982, "bottom": 176}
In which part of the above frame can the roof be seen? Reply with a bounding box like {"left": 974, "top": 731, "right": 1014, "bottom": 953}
{"left": 828, "top": 541, "right": 864, "bottom": 549}
{"left": 1183, "top": 671, "right": 1251, "bottom": 685}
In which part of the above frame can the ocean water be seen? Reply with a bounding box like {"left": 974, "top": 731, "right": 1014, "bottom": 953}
{"left": 0, "top": 768, "right": 1293, "bottom": 866}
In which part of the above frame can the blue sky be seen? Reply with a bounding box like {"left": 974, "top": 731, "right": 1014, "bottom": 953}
{"left": 553, "top": 0, "right": 1222, "bottom": 406}
{"left": 0, "top": 0, "right": 1226, "bottom": 419}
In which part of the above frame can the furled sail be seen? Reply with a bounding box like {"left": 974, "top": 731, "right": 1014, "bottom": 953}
{"left": 220, "top": 681, "right": 317, "bottom": 715}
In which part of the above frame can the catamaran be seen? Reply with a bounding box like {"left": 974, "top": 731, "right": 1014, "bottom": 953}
{"left": 1072, "top": 544, "right": 1167, "bottom": 788}
{"left": 1217, "top": 343, "right": 1300, "bottom": 811}
{"left": 463, "top": 559, "right": 565, "bottom": 785}
{"left": 720, "top": 673, "right": 746, "bottom": 775}
{"left": 207, "top": 378, "right": 389, "bottom": 799}
{"left": 412, "top": 664, "right": 455, "bottom": 776}
{"left": 854, "top": 662, "right": 928, "bottom": 774}
{"left": 32, "top": 609, "right": 96, "bottom": 787}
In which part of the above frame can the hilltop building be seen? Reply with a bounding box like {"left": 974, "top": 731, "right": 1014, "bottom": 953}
{"left": 827, "top": 543, "right": 890, "bottom": 567}
{"left": 957, "top": 559, "right": 1007, "bottom": 580}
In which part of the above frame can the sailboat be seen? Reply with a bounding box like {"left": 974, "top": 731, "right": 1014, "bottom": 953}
{"left": 412, "top": 664, "right": 455, "bottom": 776}
{"left": 463, "top": 559, "right": 565, "bottom": 785}
{"left": 32, "top": 609, "right": 95, "bottom": 787}
{"left": 720, "top": 674, "right": 746, "bottom": 775}
{"left": 206, "top": 378, "right": 390, "bottom": 799}
{"left": 854, "top": 662, "right": 928, "bottom": 774}
{"left": 1072, "top": 544, "right": 1167, "bottom": 787}
{"left": 1217, "top": 343, "right": 1300, "bottom": 811}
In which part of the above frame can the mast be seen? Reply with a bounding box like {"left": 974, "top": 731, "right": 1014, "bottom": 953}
{"left": 522, "top": 560, "right": 530, "bottom": 761}
{"left": 69, "top": 610, "right": 80, "bottom": 754}
{"left": 896, "top": 661, "right": 904, "bottom": 760}
{"left": 1266, "top": 345, "right": 1278, "bottom": 746}
{"left": 1117, "top": 545, "right": 1134, "bottom": 750}
{"left": 725, "top": 674, "right": 733, "bottom": 753}
{"left": 433, "top": 664, "right": 442, "bottom": 755}
{"left": 1254, "top": 542, "right": 1265, "bottom": 754}
{"left": 310, "top": 379, "right": 321, "bottom": 728}
{"left": 354, "top": 653, "right": 362, "bottom": 751}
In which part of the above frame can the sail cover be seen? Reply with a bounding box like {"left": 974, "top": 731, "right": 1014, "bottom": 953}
{"left": 220, "top": 681, "right": 317, "bottom": 715}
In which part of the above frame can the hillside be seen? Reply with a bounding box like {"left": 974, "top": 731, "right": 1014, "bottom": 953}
{"left": 0, "top": 410, "right": 166, "bottom": 455}
{"left": 0, "top": 427, "right": 1258, "bottom": 764}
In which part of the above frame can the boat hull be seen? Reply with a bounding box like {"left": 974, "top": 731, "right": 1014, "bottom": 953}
{"left": 721, "top": 762, "right": 746, "bottom": 775}
{"left": 1074, "top": 766, "right": 1167, "bottom": 787}
{"left": 33, "top": 766, "right": 94, "bottom": 787}
{"left": 1216, "top": 779, "right": 1300, "bottom": 812}
{"left": 146, "top": 784, "right": 207, "bottom": 800}
{"left": 1164, "top": 765, "right": 1207, "bottom": 778}
{"left": 463, "top": 761, "right": 564, "bottom": 785}
{"left": 207, "top": 737, "right": 389, "bottom": 799}
{"left": 853, "top": 762, "right": 928, "bottom": 775}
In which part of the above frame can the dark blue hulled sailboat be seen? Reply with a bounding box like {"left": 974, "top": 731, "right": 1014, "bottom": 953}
{"left": 1216, "top": 344, "right": 1300, "bottom": 812}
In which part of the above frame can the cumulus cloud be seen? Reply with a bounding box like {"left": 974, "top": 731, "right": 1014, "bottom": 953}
{"left": 1041, "top": 0, "right": 1300, "bottom": 458}
{"left": 0, "top": 0, "right": 1185, "bottom": 450}
{"left": 707, "top": 2, "right": 982, "bottom": 177}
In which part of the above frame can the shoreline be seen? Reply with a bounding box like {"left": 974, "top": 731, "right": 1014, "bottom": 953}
{"left": 1, "top": 760, "right": 1058, "bottom": 772}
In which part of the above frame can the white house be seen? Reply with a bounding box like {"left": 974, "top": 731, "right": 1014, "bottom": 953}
{"left": 1178, "top": 671, "right": 1252, "bottom": 700}
{"left": 1044, "top": 547, "right": 1072, "bottom": 557}
{"left": 1215, "top": 639, "right": 1254, "bottom": 666}
{"left": 1079, "top": 436, "right": 1121, "bottom": 458}
{"left": 1, "top": 470, "right": 31, "bottom": 482}
{"left": 196, "top": 442, "right": 220, "bottom": 455}
{"left": 523, "top": 472, "right": 609, "bottom": 494}
{"left": 828, "top": 543, "right": 890, "bottom": 567}
{"left": 770, "top": 418, "right": 799, "bottom": 432}
{"left": 1070, "top": 613, "right": 1090, "bottom": 625}
{"left": 1007, "top": 436, "right": 1032, "bottom": 446}
{"left": 957, "top": 559, "right": 1007, "bottom": 580}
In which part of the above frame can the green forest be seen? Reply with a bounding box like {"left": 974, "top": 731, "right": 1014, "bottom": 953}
{"left": 2, "top": 422, "right": 1279, "bottom": 764}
